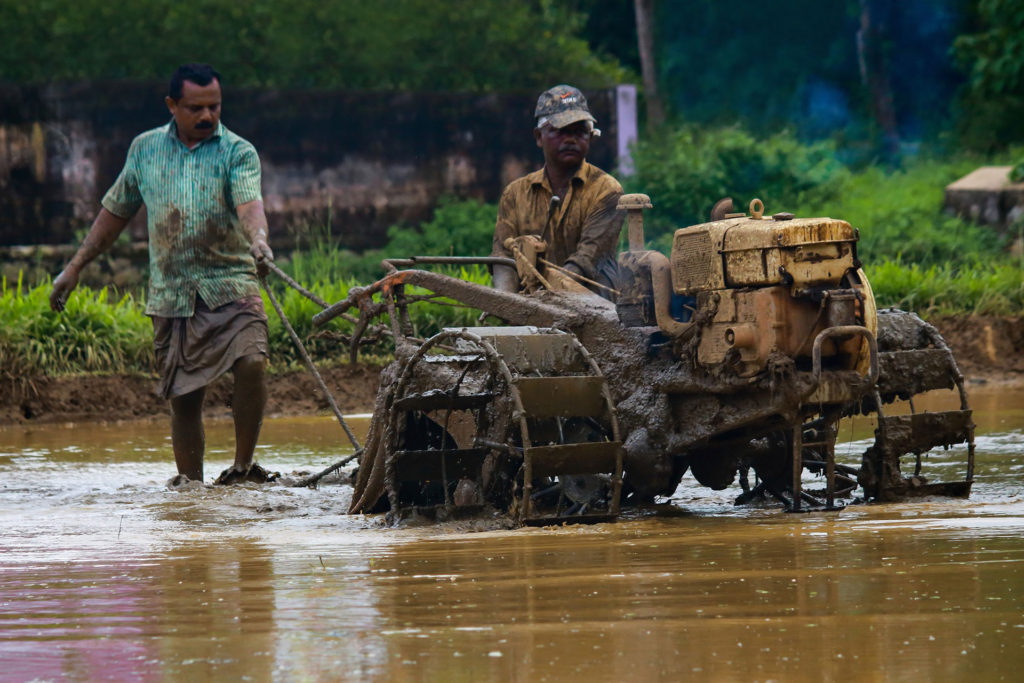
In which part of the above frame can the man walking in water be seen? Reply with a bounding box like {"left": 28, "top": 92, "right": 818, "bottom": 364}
{"left": 491, "top": 84, "right": 624, "bottom": 295}
{"left": 50, "top": 63, "right": 276, "bottom": 486}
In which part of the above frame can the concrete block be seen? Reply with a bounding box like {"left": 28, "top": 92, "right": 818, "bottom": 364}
{"left": 944, "top": 166, "right": 1024, "bottom": 230}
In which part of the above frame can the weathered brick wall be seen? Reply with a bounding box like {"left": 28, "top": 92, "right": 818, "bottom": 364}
{"left": 0, "top": 83, "right": 624, "bottom": 249}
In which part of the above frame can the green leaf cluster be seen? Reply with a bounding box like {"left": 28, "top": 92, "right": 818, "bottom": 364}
{"left": 0, "top": 0, "right": 627, "bottom": 90}
{"left": 626, "top": 126, "right": 848, "bottom": 249}
{"left": 287, "top": 197, "right": 498, "bottom": 284}
{"left": 954, "top": 0, "right": 1024, "bottom": 97}
{"left": 383, "top": 197, "right": 497, "bottom": 259}
{"left": 952, "top": 0, "right": 1024, "bottom": 149}
{"left": 0, "top": 273, "right": 152, "bottom": 381}
{"left": 793, "top": 155, "right": 1008, "bottom": 268}
{"left": 1011, "top": 160, "right": 1024, "bottom": 183}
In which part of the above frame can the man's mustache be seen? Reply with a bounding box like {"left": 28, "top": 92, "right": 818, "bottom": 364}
{"left": 195, "top": 121, "right": 214, "bottom": 130}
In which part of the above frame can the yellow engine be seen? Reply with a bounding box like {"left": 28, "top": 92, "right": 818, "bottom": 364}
{"left": 617, "top": 196, "right": 876, "bottom": 377}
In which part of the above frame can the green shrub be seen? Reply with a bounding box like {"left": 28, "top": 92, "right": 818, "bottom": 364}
{"left": 628, "top": 125, "right": 1013, "bottom": 269}
{"left": 0, "top": 273, "right": 152, "bottom": 380}
{"left": 0, "top": 0, "right": 627, "bottom": 90}
{"left": 284, "top": 197, "right": 498, "bottom": 288}
{"left": 952, "top": 0, "right": 1024, "bottom": 150}
{"left": 1012, "top": 160, "right": 1024, "bottom": 183}
{"left": 384, "top": 197, "right": 497, "bottom": 259}
{"left": 793, "top": 156, "right": 1008, "bottom": 268}
{"left": 626, "top": 125, "right": 848, "bottom": 248}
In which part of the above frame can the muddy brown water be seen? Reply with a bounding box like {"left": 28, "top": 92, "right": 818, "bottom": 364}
{"left": 2, "top": 388, "right": 1022, "bottom": 681}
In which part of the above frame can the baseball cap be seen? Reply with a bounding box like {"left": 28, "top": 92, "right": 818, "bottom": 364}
{"left": 534, "top": 85, "right": 597, "bottom": 130}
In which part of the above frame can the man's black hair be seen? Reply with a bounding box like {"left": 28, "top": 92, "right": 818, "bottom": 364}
{"left": 168, "top": 63, "right": 221, "bottom": 100}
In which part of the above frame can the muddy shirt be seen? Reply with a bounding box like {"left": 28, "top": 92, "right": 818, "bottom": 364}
{"left": 491, "top": 162, "right": 624, "bottom": 280}
{"left": 102, "top": 121, "right": 263, "bottom": 317}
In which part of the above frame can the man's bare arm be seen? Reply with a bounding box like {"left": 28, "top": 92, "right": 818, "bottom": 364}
{"left": 237, "top": 199, "right": 274, "bottom": 266}
{"left": 50, "top": 208, "right": 131, "bottom": 311}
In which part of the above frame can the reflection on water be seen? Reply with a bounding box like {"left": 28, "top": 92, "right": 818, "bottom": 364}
{"left": 1, "top": 387, "right": 1023, "bottom": 680}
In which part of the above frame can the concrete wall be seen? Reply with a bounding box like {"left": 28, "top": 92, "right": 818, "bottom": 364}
{"left": 0, "top": 83, "right": 632, "bottom": 249}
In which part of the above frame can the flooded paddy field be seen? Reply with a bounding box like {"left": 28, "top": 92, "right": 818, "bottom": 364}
{"left": 1, "top": 387, "right": 1023, "bottom": 680}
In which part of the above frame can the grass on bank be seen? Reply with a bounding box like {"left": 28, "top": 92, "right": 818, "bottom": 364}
{"left": 5, "top": 255, "right": 1021, "bottom": 380}
{"left": 0, "top": 273, "right": 152, "bottom": 382}
{"left": 791, "top": 156, "right": 1009, "bottom": 269}
{"left": 866, "top": 260, "right": 1024, "bottom": 317}
{"left": 0, "top": 265, "right": 490, "bottom": 380}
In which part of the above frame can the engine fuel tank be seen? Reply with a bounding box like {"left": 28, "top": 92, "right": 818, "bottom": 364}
{"left": 671, "top": 215, "right": 858, "bottom": 295}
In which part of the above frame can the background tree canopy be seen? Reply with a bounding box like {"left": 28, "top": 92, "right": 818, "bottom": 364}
{"left": 0, "top": 0, "right": 627, "bottom": 90}
{"left": 2, "top": 0, "right": 1022, "bottom": 150}
{"left": 952, "top": 0, "right": 1024, "bottom": 149}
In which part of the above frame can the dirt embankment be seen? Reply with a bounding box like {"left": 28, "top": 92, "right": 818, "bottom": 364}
{"left": 1, "top": 364, "right": 382, "bottom": 426}
{"left": 928, "top": 315, "right": 1024, "bottom": 384}
{"left": 3, "top": 316, "right": 1023, "bottom": 427}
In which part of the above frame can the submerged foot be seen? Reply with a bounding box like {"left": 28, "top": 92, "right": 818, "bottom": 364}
{"left": 213, "top": 462, "right": 281, "bottom": 486}
{"left": 166, "top": 473, "right": 206, "bottom": 491}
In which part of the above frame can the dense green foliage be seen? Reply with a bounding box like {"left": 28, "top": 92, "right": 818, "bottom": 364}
{"left": 1, "top": 262, "right": 487, "bottom": 378}
{"left": 625, "top": 127, "right": 847, "bottom": 248}
{"left": 289, "top": 198, "right": 498, "bottom": 285}
{"left": 865, "top": 260, "right": 1024, "bottom": 316}
{"left": 0, "top": 0, "right": 626, "bottom": 90}
{"left": 0, "top": 273, "right": 152, "bottom": 381}
{"left": 793, "top": 156, "right": 1009, "bottom": 268}
{"left": 383, "top": 198, "right": 496, "bottom": 261}
{"left": 4, "top": 0, "right": 1022, "bottom": 153}
{"left": 952, "top": 0, "right": 1024, "bottom": 148}
{"left": 954, "top": 0, "right": 1024, "bottom": 96}
{"left": 626, "top": 123, "right": 1015, "bottom": 268}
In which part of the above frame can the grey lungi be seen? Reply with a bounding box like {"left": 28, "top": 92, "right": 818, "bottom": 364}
{"left": 152, "top": 295, "right": 269, "bottom": 399}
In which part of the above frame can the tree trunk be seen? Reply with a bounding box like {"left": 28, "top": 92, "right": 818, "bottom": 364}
{"left": 856, "top": 0, "right": 901, "bottom": 160}
{"left": 634, "top": 0, "right": 665, "bottom": 131}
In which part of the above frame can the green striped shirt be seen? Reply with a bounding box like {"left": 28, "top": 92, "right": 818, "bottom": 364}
{"left": 102, "top": 120, "right": 263, "bottom": 317}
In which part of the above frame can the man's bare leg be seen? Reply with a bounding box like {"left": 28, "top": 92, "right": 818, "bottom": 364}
{"left": 171, "top": 387, "right": 206, "bottom": 480}
{"left": 231, "top": 353, "right": 267, "bottom": 469}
